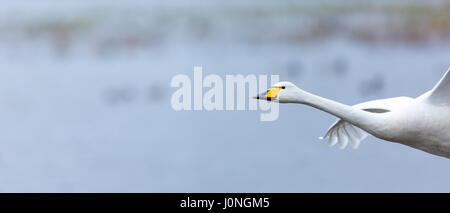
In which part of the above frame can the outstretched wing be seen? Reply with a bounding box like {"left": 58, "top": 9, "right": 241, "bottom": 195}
{"left": 320, "top": 107, "right": 389, "bottom": 149}
{"left": 319, "top": 108, "right": 387, "bottom": 149}
{"left": 319, "top": 96, "right": 413, "bottom": 149}
{"left": 427, "top": 68, "right": 450, "bottom": 106}
{"left": 319, "top": 119, "right": 369, "bottom": 149}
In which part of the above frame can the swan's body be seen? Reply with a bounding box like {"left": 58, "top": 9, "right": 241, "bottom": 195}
{"left": 255, "top": 68, "right": 450, "bottom": 159}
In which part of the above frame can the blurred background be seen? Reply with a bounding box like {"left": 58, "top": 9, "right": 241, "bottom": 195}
{"left": 1, "top": 0, "right": 450, "bottom": 192}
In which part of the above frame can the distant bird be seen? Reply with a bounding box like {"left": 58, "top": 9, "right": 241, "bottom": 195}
{"left": 255, "top": 68, "right": 450, "bottom": 159}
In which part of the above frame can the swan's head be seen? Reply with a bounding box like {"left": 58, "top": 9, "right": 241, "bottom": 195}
{"left": 254, "top": 81, "right": 301, "bottom": 103}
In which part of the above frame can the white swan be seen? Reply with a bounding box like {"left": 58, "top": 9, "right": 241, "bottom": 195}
{"left": 255, "top": 68, "right": 450, "bottom": 159}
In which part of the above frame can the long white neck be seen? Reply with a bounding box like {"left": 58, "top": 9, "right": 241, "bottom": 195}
{"left": 291, "top": 89, "right": 385, "bottom": 134}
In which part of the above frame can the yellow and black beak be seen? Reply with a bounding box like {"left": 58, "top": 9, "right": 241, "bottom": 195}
{"left": 254, "top": 87, "right": 282, "bottom": 101}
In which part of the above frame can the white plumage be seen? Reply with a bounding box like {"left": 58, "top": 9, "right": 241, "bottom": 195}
{"left": 255, "top": 68, "right": 450, "bottom": 158}
{"left": 321, "top": 119, "right": 368, "bottom": 149}
{"left": 320, "top": 97, "right": 414, "bottom": 149}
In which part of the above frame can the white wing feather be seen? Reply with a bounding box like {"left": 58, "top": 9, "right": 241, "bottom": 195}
{"left": 318, "top": 97, "right": 414, "bottom": 149}
{"left": 316, "top": 69, "right": 437, "bottom": 150}
{"left": 320, "top": 119, "right": 369, "bottom": 149}
{"left": 427, "top": 68, "right": 450, "bottom": 106}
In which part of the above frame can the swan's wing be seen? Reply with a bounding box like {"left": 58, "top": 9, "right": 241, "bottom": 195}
{"left": 319, "top": 119, "right": 369, "bottom": 149}
{"left": 319, "top": 103, "right": 395, "bottom": 149}
{"left": 427, "top": 68, "right": 450, "bottom": 106}
{"left": 319, "top": 97, "right": 413, "bottom": 149}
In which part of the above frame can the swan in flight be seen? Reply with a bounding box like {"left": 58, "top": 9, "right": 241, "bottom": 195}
{"left": 255, "top": 68, "right": 450, "bottom": 159}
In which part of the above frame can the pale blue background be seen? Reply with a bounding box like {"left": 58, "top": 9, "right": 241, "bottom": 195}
{"left": 0, "top": 0, "right": 449, "bottom": 192}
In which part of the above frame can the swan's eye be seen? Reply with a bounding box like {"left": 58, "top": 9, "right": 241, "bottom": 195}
{"left": 281, "top": 86, "right": 286, "bottom": 89}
